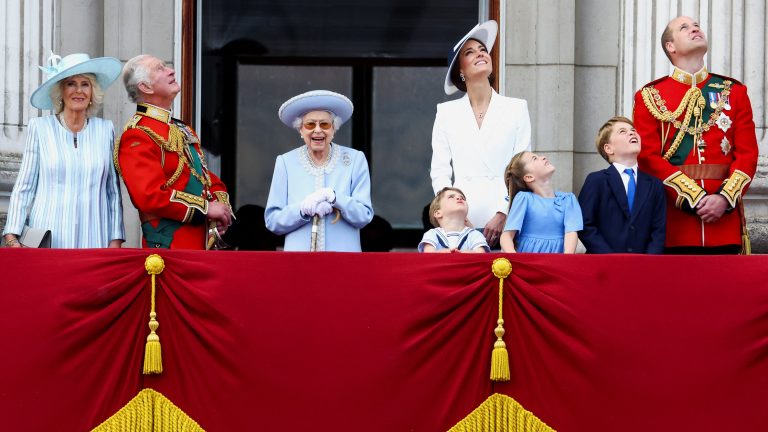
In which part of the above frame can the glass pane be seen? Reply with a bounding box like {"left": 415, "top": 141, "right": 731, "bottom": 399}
{"left": 202, "top": 0, "right": 479, "bottom": 59}
{"left": 371, "top": 66, "right": 455, "bottom": 229}
{"left": 235, "top": 65, "right": 353, "bottom": 207}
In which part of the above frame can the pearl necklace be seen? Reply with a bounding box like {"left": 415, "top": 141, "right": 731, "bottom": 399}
{"left": 58, "top": 113, "right": 87, "bottom": 148}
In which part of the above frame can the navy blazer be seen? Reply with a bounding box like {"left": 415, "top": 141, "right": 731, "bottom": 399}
{"left": 578, "top": 166, "right": 666, "bottom": 254}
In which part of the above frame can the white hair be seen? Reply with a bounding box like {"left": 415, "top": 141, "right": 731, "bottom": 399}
{"left": 292, "top": 111, "right": 343, "bottom": 131}
{"left": 122, "top": 54, "right": 153, "bottom": 103}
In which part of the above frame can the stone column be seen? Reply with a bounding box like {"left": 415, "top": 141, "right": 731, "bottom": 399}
{"left": 505, "top": 0, "right": 576, "bottom": 193}
{"left": 104, "top": 0, "right": 180, "bottom": 247}
{"left": 620, "top": 0, "right": 768, "bottom": 251}
{"left": 0, "top": 0, "right": 56, "bottom": 231}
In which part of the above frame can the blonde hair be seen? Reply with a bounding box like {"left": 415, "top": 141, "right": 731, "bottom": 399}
{"left": 49, "top": 73, "right": 103, "bottom": 116}
{"left": 503, "top": 152, "right": 531, "bottom": 211}
{"left": 595, "top": 116, "right": 634, "bottom": 162}
{"left": 428, "top": 187, "right": 466, "bottom": 228}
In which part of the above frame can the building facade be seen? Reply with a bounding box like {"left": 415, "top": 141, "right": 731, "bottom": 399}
{"left": 2, "top": 0, "right": 766, "bottom": 250}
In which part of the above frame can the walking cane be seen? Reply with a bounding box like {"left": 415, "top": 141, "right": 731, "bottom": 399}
{"left": 310, "top": 215, "right": 320, "bottom": 251}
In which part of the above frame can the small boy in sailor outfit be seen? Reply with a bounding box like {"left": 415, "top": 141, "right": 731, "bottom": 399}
{"left": 419, "top": 187, "right": 489, "bottom": 253}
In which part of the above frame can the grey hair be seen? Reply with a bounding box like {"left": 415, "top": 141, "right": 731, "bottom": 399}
{"left": 292, "top": 111, "right": 343, "bottom": 131}
{"left": 122, "top": 54, "right": 153, "bottom": 103}
{"left": 48, "top": 73, "right": 104, "bottom": 116}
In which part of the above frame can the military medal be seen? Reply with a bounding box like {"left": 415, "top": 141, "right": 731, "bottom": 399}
{"left": 723, "top": 94, "right": 731, "bottom": 110}
{"left": 716, "top": 112, "right": 732, "bottom": 132}
{"left": 697, "top": 138, "right": 706, "bottom": 151}
{"left": 708, "top": 92, "right": 719, "bottom": 110}
{"left": 721, "top": 137, "right": 731, "bottom": 155}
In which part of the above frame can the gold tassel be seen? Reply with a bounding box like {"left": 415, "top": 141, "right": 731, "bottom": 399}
{"left": 143, "top": 254, "right": 165, "bottom": 375}
{"left": 490, "top": 258, "right": 512, "bottom": 382}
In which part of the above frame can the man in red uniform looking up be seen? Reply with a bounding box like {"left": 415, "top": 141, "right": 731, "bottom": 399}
{"left": 633, "top": 16, "right": 758, "bottom": 254}
{"left": 118, "top": 55, "right": 233, "bottom": 249}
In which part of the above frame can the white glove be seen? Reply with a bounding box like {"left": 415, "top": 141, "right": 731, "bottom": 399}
{"left": 300, "top": 194, "right": 319, "bottom": 217}
{"left": 316, "top": 201, "right": 334, "bottom": 217}
{"left": 316, "top": 187, "right": 336, "bottom": 204}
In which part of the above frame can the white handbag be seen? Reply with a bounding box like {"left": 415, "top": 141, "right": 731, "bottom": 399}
{"left": 20, "top": 226, "right": 52, "bottom": 248}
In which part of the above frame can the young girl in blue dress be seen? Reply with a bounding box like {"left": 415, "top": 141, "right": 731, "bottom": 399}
{"left": 500, "top": 151, "right": 583, "bottom": 253}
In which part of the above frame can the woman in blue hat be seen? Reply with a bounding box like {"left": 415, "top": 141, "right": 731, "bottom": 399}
{"left": 2, "top": 53, "right": 125, "bottom": 248}
{"left": 430, "top": 20, "right": 532, "bottom": 249}
{"left": 265, "top": 90, "right": 373, "bottom": 251}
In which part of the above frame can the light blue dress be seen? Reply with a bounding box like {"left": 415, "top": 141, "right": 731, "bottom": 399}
{"left": 418, "top": 227, "right": 489, "bottom": 252}
{"left": 265, "top": 143, "right": 373, "bottom": 251}
{"left": 503, "top": 191, "right": 583, "bottom": 253}
{"left": 3, "top": 115, "right": 124, "bottom": 248}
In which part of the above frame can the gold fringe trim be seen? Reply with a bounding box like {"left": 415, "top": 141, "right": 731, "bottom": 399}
{"left": 448, "top": 393, "right": 555, "bottom": 432}
{"left": 91, "top": 389, "right": 205, "bottom": 432}
{"left": 144, "top": 255, "right": 165, "bottom": 375}
{"left": 490, "top": 258, "right": 512, "bottom": 382}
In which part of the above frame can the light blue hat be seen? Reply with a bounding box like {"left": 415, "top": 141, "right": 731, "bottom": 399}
{"left": 30, "top": 52, "right": 122, "bottom": 110}
{"left": 278, "top": 90, "right": 354, "bottom": 128}
{"left": 444, "top": 20, "right": 498, "bottom": 95}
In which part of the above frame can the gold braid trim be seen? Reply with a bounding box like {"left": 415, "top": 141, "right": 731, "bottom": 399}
{"left": 720, "top": 169, "right": 751, "bottom": 208}
{"left": 640, "top": 81, "right": 732, "bottom": 160}
{"left": 136, "top": 125, "right": 212, "bottom": 189}
{"left": 170, "top": 190, "right": 209, "bottom": 214}
{"left": 112, "top": 137, "right": 122, "bottom": 177}
{"left": 91, "top": 388, "right": 204, "bottom": 432}
{"left": 448, "top": 393, "right": 555, "bottom": 432}
{"left": 663, "top": 171, "right": 706, "bottom": 209}
{"left": 213, "top": 191, "right": 232, "bottom": 212}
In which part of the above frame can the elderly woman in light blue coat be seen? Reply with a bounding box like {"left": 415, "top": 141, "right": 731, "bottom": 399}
{"left": 265, "top": 90, "right": 373, "bottom": 251}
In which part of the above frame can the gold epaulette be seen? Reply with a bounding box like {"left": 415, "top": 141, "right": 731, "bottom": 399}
{"left": 720, "top": 169, "right": 751, "bottom": 208}
{"left": 664, "top": 171, "right": 706, "bottom": 209}
{"left": 123, "top": 114, "right": 142, "bottom": 132}
{"left": 114, "top": 116, "right": 142, "bottom": 177}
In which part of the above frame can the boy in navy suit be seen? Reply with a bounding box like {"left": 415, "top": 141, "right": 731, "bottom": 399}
{"left": 578, "top": 117, "right": 666, "bottom": 253}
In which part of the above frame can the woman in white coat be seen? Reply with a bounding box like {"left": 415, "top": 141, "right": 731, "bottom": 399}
{"left": 430, "top": 20, "right": 531, "bottom": 248}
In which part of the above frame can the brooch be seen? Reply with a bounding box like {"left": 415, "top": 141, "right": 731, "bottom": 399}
{"left": 721, "top": 137, "right": 731, "bottom": 155}
{"left": 716, "top": 112, "right": 732, "bottom": 133}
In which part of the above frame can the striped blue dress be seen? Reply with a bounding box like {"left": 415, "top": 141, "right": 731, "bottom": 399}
{"left": 3, "top": 115, "right": 125, "bottom": 248}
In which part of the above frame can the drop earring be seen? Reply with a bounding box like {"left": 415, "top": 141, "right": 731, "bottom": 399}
{"left": 460, "top": 73, "right": 465, "bottom": 82}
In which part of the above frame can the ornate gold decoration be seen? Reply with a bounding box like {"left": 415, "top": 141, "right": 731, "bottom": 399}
{"left": 135, "top": 125, "right": 212, "bottom": 189}
{"left": 171, "top": 190, "right": 208, "bottom": 214}
{"left": 213, "top": 191, "right": 232, "bottom": 212}
{"left": 143, "top": 254, "right": 165, "bottom": 375}
{"left": 91, "top": 389, "right": 204, "bottom": 432}
{"left": 137, "top": 103, "right": 172, "bottom": 124}
{"left": 490, "top": 258, "right": 512, "bottom": 382}
{"left": 448, "top": 393, "right": 555, "bottom": 432}
{"left": 663, "top": 171, "right": 706, "bottom": 209}
{"left": 670, "top": 66, "right": 709, "bottom": 86}
{"left": 640, "top": 80, "right": 732, "bottom": 161}
{"left": 720, "top": 169, "right": 751, "bottom": 208}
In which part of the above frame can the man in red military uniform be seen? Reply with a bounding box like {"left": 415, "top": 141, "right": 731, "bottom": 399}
{"left": 633, "top": 16, "right": 758, "bottom": 254}
{"left": 117, "top": 54, "right": 233, "bottom": 249}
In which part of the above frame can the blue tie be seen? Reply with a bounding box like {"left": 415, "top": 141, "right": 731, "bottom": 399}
{"left": 624, "top": 168, "right": 636, "bottom": 212}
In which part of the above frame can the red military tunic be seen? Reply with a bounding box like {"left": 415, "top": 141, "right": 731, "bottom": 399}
{"left": 117, "top": 103, "right": 230, "bottom": 249}
{"left": 633, "top": 66, "right": 758, "bottom": 248}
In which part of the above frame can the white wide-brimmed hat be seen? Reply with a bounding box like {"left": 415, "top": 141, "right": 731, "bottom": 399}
{"left": 278, "top": 90, "right": 354, "bottom": 127}
{"left": 444, "top": 20, "right": 498, "bottom": 95}
{"left": 30, "top": 52, "right": 122, "bottom": 110}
